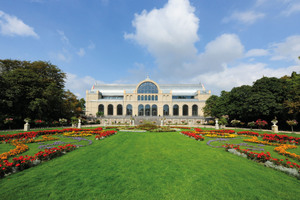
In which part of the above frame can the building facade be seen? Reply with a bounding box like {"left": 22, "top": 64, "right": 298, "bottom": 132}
{"left": 86, "top": 77, "right": 211, "bottom": 118}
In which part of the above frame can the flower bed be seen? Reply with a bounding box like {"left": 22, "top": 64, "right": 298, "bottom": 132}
{"left": 224, "top": 144, "right": 300, "bottom": 178}
{"left": 261, "top": 133, "right": 300, "bottom": 145}
{"left": 206, "top": 133, "right": 237, "bottom": 138}
{"left": 237, "top": 131, "right": 259, "bottom": 137}
{"left": 95, "top": 130, "right": 117, "bottom": 140}
{"left": 196, "top": 129, "right": 235, "bottom": 135}
{"left": 180, "top": 131, "right": 204, "bottom": 141}
{"left": 0, "top": 144, "right": 77, "bottom": 178}
{"left": 274, "top": 144, "right": 300, "bottom": 161}
{"left": 243, "top": 137, "right": 281, "bottom": 146}
{"left": 0, "top": 141, "right": 29, "bottom": 161}
{"left": 0, "top": 128, "right": 83, "bottom": 142}
{"left": 0, "top": 127, "right": 115, "bottom": 179}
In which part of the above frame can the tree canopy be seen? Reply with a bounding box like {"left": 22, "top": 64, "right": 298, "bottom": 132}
{"left": 203, "top": 72, "right": 300, "bottom": 130}
{"left": 0, "top": 59, "right": 84, "bottom": 129}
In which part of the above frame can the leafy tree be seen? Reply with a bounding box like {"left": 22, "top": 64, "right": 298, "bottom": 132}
{"left": 62, "top": 90, "right": 84, "bottom": 119}
{"left": 281, "top": 72, "right": 300, "bottom": 120}
{"left": 226, "top": 85, "right": 252, "bottom": 121}
{"left": 202, "top": 72, "right": 299, "bottom": 131}
{"left": 203, "top": 95, "right": 219, "bottom": 117}
{"left": 0, "top": 59, "right": 82, "bottom": 129}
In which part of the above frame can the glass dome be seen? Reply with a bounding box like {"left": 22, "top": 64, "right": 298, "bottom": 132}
{"left": 137, "top": 82, "right": 158, "bottom": 93}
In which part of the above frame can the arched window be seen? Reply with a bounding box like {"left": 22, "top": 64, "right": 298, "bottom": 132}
{"left": 137, "top": 82, "right": 158, "bottom": 93}
{"left": 145, "top": 104, "right": 150, "bottom": 116}
{"left": 108, "top": 104, "right": 113, "bottom": 115}
{"left": 192, "top": 105, "right": 198, "bottom": 116}
{"left": 138, "top": 105, "right": 144, "bottom": 116}
{"left": 152, "top": 95, "right": 154, "bottom": 101}
{"left": 183, "top": 105, "right": 188, "bottom": 116}
{"left": 155, "top": 95, "right": 158, "bottom": 101}
{"left": 98, "top": 104, "right": 104, "bottom": 114}
{"left": 138, "top": 95, "right": 140, "bottom": 101}
{"left": 117, "top": 104, "right": 123, "bottom": 115}
{"left": 145, "top": 95, "right": 148, "bottom": 101}
{"left": 141, "top": 95, "right": 144, "bottom": 101}
{"left": 163, "top": 105, "right": 169, "bottom": 116}
{"left": 148, "top": 95, "right": 151, "bottom": 101}
{"left": 152, "top": 104, "right": 157, "bottom": 116}
{"left": 173, "top": 105, "right": 179, "bottom": 116}
{"left": 126, "top": 104, "right": 132, "bottom": 116}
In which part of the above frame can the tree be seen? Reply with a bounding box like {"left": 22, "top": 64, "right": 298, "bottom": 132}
{"left": 62, "top": 90, "right": 84, "bottom": 119}
{"left": 0, "top": 59, "right": 81, "bottom": 129}
{"left": 203, "top": 95, "right": 219, "bottom": 117}
{"left": 282, "top": 72, "right": 300, "bottom": 121}
{"left": 226, "top": 85, "right": 252, "bottom": 122}
{"left": 202, "top": 72, "right": 299, "bottom": 131}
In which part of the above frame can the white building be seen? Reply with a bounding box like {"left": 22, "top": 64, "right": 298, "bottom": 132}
{"left": 86, "top": 77, "right": 210, "bottom": 120}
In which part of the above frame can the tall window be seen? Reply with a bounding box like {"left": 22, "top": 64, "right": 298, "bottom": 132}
{"left": 173, "top": 105, "right": 179, "bottom": 116}
{"left": 183, "top": 105, "right": 188, "bottom": 116}
{"left": 138, "top": 95, "right": 140, "bottom": 101}
{"left": 152, "top": 105, "right": 157, "bottom": 116}
{"left": 137, "top": 82, "right": 158, "bottom": 93}
{"left": 98, "top": 104, "right": 104, "bottom": 113}
{"left": 126, "top": 104, "right": 132, "bottom": 116}
{"left": 138, "top": 105, "right": 144, "bottom": 116}
{"left": 192, "top": 105, "right": 198, "bottom": 116}
{"left": 163, "top": 105, "right": 169, "bottom": 116}
{"left": 117, "top": 104, "right": 123, "bottom": 116}
{"left": 108, "top": 104, "right": 113, "bottom": 115}
{"left": 145, "top": 104, "right": 150, "bottom": 116}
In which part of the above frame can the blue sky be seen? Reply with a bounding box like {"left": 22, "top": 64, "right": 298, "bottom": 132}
{"left": 0, "top": 0, "right": 299, "bottom": 98}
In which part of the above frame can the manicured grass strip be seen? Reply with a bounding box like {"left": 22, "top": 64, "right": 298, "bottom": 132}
{"left": 0, "top": 132, "right": 299, "bottom": 200}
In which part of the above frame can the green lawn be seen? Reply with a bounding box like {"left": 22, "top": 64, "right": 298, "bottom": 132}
{"left": 0, "top": 131, "right": 300, "bottom": 200}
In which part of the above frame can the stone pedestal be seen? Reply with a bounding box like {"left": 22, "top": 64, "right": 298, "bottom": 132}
{"left": 24, "top": 123, "right": 30, "bottom": 131}
{"left": 77, "top": 119, "right": 81, "bottom": 129}
{"left": 132, "top": 120, "right": 135, "bottom": 126}
{"left": 161, "top": 120, "right": 163, "bottom": 126}
{"left": 215, "top": 119, "right": 219, "bottom": 130}
{"left": 272, "top": 125, "right": 278, "bottom": 133}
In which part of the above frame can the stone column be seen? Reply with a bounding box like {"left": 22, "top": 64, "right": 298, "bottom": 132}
{"left": 78, "top": 119, "right": 82, "bottom": 129}
{"left": 24, "top": 122, "right": 30, "bottom": 131}
{"left": 272, "top": 125, "right": 278, "bottom": 133}
{"left": 215, "top": 119, "right": 219, "bottom": 130}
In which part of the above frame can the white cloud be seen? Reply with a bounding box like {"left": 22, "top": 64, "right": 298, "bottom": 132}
{"left": 222, "top": 10, "right": 265, "bottom": 24}
{"left": 282, "top": 2, "right": 300, "bottom": 16}
{"left": 50, "top": 48, "right": 72, "bottom": 62}
{"left": 125, "top": 0, "right": 245, "bottom": 80}
{"left": 180, "top": 34, "right": 244, "bottom": 79}
{"left": 88, "top": 41, "right": 95, "bottom": 50}
{"left": 124, "top": 0, "right": 298, "bottom": 95}
{"left": 65, "top": 73, "right": 104, "bottom": 98}
{"left": 193, "top": 64, "right": 300, "bottom": 94}
{"left": 245, "top": 49, "right": 269, "bottom": 57}
{"left": 77, "top": 48, "right": 85, "bottom": 57}
{"left": 125, "top": 0, "right": 199, "bottom": 73}
{"left": 271, "top": 35, "right": 300, "bottom": 62}
{"left": 57, "top": 30, "right": 69, "bottom": 45}
{"left": 0, "top": 10, "right": 39, "bottom": 38}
